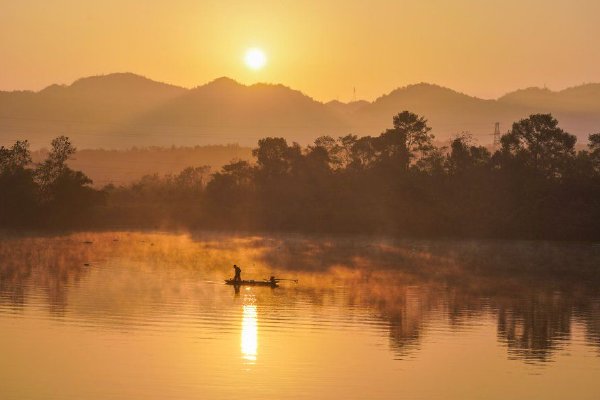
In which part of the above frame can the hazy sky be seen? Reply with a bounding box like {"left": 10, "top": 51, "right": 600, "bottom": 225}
{"left": 2, "top": 0, "right": 600, "bottom": 101}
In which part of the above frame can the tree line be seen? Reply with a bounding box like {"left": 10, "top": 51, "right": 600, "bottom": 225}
{"left": 2, "top": 111, "right": 600, "bottom": 239}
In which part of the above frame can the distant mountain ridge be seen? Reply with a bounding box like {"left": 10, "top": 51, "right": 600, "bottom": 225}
{"left": 1, "top": 73, "right": 599, "bottom": 149}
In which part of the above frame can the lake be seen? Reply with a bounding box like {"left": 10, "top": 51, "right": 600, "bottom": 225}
{"left": 1, "top": 231, "right": 599, "bottom": 399}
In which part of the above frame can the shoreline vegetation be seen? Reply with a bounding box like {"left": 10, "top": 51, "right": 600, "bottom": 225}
{"left": 1, "top": 111, "right": 599, "bottom": 241}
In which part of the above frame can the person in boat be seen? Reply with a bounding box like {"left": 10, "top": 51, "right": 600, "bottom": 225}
{"left": 269, "top": 276, "right": 277, "bottom": 285}
{"left": 233, "top": 265, "right": 242, "bottom": 282}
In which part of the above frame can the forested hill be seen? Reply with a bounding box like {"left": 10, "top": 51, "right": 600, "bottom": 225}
{"left": 1, "top": 73, "right": 600, "bottom": 149}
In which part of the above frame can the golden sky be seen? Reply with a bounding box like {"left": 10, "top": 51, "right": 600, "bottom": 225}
{"left": 1, "top": 0, "right": 599, "bottom": 101}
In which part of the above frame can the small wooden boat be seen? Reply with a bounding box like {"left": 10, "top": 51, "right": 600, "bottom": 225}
{"left": 225, "top": 279, "right": 278, "bottom": 287}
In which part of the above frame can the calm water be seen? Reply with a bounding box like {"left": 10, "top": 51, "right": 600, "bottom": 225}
{"left": 1, "top": 232, "right": 599, "bottom": 399}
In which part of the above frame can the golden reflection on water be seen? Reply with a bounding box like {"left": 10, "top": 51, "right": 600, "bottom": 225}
{"left": 1, "top": 232, "right": 600, "bottom": 399}
{"left": 241, "top": 304, "right": 258, "bottom": 363}
{"left": 241, "top": 291, "right": 258, "bottom": 363}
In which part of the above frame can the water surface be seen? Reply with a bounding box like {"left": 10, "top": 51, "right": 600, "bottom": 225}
{"left": 1, "top": 232, "right": 599, "bottom": 399}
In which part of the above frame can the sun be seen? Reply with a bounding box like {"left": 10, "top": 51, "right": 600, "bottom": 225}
{"left": 244, "top": 48, "right": 267, "bottom": 70}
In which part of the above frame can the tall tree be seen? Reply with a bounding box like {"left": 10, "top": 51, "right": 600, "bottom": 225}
{"left": 446, "top": 134, "right": 491, "bottom": 175}
{"left": 500, "top": 114, "right": 576, "bottom": 178}
{"left": 375, "top": 111, "right": 435, "bottom": 172}
{"left": 0, "top": 141, "right": 37, "bottom": 227}
{"left": 35, "top": 136, "right": 101, "bottom": 226}
{"left": 35, "top": 136, "right": 77, "bottom": 192}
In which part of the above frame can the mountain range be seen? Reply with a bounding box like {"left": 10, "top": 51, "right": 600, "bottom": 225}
{"left": 1, "top": 72, "right": 600, "bottom": 149}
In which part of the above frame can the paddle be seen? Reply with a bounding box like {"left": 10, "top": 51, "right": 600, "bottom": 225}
{"left": 273, "top": 278, "right": 299, "bottom": 283}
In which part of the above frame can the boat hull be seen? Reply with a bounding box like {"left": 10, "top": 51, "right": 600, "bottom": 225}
{"left": 225, "top": 279, "right": 277, "bottom": 287}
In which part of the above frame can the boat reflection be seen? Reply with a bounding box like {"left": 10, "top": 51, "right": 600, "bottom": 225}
{"left": 241, "top": 303, "right": 258, "bottom": 363}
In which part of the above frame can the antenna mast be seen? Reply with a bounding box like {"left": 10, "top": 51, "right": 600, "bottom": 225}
{"left": 493, "top": 122, "right": 501, "bottom": 150}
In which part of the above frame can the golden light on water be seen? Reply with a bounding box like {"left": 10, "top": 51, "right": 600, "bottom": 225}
{"left": 241, "top": 304, "right": 258, "bottom": 362}
{"left": 1, "top": 232, "right": 600, "bottom": 398}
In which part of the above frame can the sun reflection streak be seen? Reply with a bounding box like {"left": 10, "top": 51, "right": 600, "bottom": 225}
{"left": 241, "top": 304, "right": 258, "bottom": 362}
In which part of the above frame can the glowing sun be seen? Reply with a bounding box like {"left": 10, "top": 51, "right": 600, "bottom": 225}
{"left": 244, "top": 48, "right": 267, "bottom": 70}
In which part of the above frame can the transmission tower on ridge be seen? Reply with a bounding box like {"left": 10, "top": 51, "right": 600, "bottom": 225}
{"left": 493, "top": 122, "right": 501, "bottom": 149}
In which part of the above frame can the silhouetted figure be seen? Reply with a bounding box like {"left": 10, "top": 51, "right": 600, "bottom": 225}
{"left": 270, "top": 276, "right": 277, "bottom": 285}
{"left": 233, "top": 264, "right": 242, "bottom": 282}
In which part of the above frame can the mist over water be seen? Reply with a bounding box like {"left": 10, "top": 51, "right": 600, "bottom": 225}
{"left": 2, "top": 2, "right": 600, "bottom": 399}
{"left": 1, "top": 231, "right": 599, "bottom": 399}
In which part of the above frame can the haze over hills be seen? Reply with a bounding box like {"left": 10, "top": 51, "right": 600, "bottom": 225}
{"left": 123, "top": 76, "right": 349, "bottom": 146}
{"left": 30, "top": 145, "right": 252, "bottom": 187}
{"left": 1, "top": 73, "right": 600, "bottom": 149}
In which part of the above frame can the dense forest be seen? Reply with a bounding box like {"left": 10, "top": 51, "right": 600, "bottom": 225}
{"left": 1, "top": 111, "right": 600, "bottom": 240}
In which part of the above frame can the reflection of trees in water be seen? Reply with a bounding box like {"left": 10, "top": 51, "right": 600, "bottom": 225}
{"left": 259, "top": 234, "right": 600, "bottom": 362}
{"left": 305, "top": 271, "right": 600, "bottom": 363}
{"left": 383, "top": 286, "right": 434, "bottom": 358}
{"left": 0, "top": 231, "right": 253, "bottom": 312}
{"left": 348, "top": 279, "right": 599, "bottom": 363}
{"left": 0, "top": 262, "right": 28, "bottom": 308}
{"left": 1, "top": 232, "right": 600, "bottom": 364}
{"left": 445, "top": 287, "right": 488, "bottom": 328}
{"left": 350, "top": 283, "right": 437, "bottom": 358}
{"left": 495, "top": 292, "right": 572, "bottom": 363}
{"left": 579, "top": 299, "right": 600, "bottom": 353}
{"left": 0, "top": 236, "right": 90, "bottom": 315}
{"left": 0, "top": 232, "right": 270, "bottom": 327}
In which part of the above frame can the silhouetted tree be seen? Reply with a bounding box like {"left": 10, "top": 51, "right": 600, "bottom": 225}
{"left": 375, "top": 111, "right": 435, "bottom": 172}
{"left": 589, "top": 133, "right": 600, "bottom": 174}
{"left": 4, "top": 113, "right": 599, "bottom": 239}
{"left": 500, "top": 114, "right": 576, "bottom": 179}
{"left": 173, "top": 166, "right": 210, "bottom": 196}
{"left": 35, "top": 136, "right": 77, "bottom": 191}
{"left": 34, "top": 136, "right": 102, "bottom": 227}
{"left": 0, "top": 141, "right": 38, "bottom": 226}
{"left": 311, "top": 136, "right": 343, "bottom": 169}
{"left": 446, "top": 134, "right": 491, "bottom": 175}
{"left": 347, "top": 135, "right": 378, "bottom": 170}
{"left": 253, "top": 137, "right": 301, "bottom": 177}
{"left": 204, "top": 160, "right": 256, "bottom": 228}
{"left": 0, "top": 140, "right": 32, "bottom": 172}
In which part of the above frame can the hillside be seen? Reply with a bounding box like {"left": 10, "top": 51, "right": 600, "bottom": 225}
{"left": 352, "top": 83, "right": 600, "bottom": 140}
{"left": 123, "top": 77, "right": 348, "bottom": 147}
{"left": 1, "top": 74, "right": 600, "bottom": 149}
{"left": 0, "top": 73, "right": 186, "bottom": 148}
